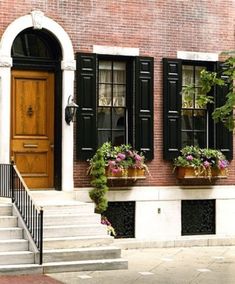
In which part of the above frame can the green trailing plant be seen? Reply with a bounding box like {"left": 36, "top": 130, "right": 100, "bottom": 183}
{"left": 88, "top": 142, "right": 148, "bottom": 213}
{"left": 88, "top": 148, "right": 108, "bottom": 214}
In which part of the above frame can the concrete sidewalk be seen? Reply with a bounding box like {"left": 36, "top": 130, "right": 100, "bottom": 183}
{"left": 48, "top": 245, "right": 235, "bottom": 284}
{"left": 1, "top": 245, "right": 235, "bottom": 283}
{"left": 0, "top": 274, "right": 63, "bottom": 284}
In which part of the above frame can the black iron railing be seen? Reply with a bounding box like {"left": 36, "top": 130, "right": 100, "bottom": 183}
{"left": 0, "top": 164, "right": 12, "bottom": 198}
{"left": 0, "top": 163, "right": 43, "bottom": 264}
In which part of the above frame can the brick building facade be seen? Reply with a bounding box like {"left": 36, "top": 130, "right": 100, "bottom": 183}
{"left": 0, "top": 0, "right": 235, "bottom": 240}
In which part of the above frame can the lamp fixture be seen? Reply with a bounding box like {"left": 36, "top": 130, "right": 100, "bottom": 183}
{"left": 65, "top": 95, "right": 79, "bottom": 125}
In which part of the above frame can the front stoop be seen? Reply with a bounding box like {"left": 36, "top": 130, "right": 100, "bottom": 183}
{"left": 32, "top": 191, "right": 128, "bottom": 273}
{"left": 42, "top": 247, "right": 127, "bottom": 273}
{"left": 0, "top": 202, "right": 41, "bottom": 275}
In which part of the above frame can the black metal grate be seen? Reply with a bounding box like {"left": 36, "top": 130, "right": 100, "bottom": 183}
{"left": 182, "top": 199, "right": 215, "bottom": 235}
{"left": 104, "top": 201, "right": 135, "bottom": 238}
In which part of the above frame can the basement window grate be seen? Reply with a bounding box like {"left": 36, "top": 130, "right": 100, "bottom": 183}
{"left": 181, "top": 199, "right": 216, "bottom": 235}
{"left": 104, "top": 201, "right": 135, "bottom": 238}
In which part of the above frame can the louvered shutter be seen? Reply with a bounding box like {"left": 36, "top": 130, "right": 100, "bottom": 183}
{"left": 214, "top": 62, "right": 233, "bottom": 160}
{"left": 76, "top": 53, "right": 97, "bottom": 160}
{"left": 163, "top": 58, "right": 182, "bottom": 160}
{"left": 135, "top": 57, "right": 154, "bottom": 160}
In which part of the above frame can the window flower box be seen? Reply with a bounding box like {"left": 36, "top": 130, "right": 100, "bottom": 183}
{"left": 176, "top": 166, "right": 228, "bottom": 179}
{"left": 106, "top": 167, "right": 146, "bottom": 180}
{"left": 173, "top": 146, "right": 229, "bottom": 180}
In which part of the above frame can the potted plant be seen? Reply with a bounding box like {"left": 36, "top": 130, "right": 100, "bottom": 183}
{"left": 104, "top": 143, "right": 148, "bottom": 178}
{"left": 88, "top": 142, "right": 148, "bottom": 213}
{"left": 173, "top": 146, "right": 229, "bottom": 179}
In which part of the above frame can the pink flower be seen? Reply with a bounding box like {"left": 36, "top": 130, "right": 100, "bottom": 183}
{"left": 186, "top": 155, "right": 193, "bottom": 161}
{"left": 203, "top": 160, "right": 210, "bottom": 168}
{"left": 111, "top": 168, "right": 121, "bottom": 174}
{"left": 117, "top": 153, "right": 126, "bottom": 160}
{"left": 108, "top": 160, "right": 116, "bottom": 167}
{"left": 134, "top": 154, "right": 142, "bottom": 161}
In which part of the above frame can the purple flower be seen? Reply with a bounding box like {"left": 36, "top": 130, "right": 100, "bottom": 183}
{"left": 203, "top": 160, "right": 210, "bottom": 168}
{"left": 218, "top": 160, "right": 228, "bottom": 169}
{"left": 186, "top": 155, "right": 193, "bottom": 161}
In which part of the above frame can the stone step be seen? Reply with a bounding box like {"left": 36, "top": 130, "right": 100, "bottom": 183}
{"left": 0, "top": 239, "right": 29, "bottom": 252}
{"left": 0, "top": 204, "right": 12, "bottom": 216}
{"left": 0, "top": 251, "right": 34, "bottom": 265}
{"left": 43, "top": 235, "right": 113, "bottom": 250}
{"left": 0, "top": 216, "right": 18, "bottom": 227}
{"left": 43, "top": 246, "right": 121, "bottom": 263}
{"left": 43, "top": 213, "right": 100, "bottom": 226}
{"left": 43, "top": 224, "right": 107, "bottom": 238}
{"left": 0, "top": 228, "right": 23, "bottom": 239}
{"left": 43, "top": 258, "right": 128, "bottom": 273}
{"left": 0, "top": 264, "right": 42, "bottom": 275}
{"left": 43, "top": 203, "right": 95, "bottom": 216}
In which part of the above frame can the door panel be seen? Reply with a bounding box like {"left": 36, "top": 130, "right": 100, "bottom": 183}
{"left": 11, "top": 70, "right": 54, "bottom": 189}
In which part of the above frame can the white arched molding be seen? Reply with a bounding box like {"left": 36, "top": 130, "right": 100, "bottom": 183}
{"left": 0, "top": 11, "right": 76, "bottom": 192}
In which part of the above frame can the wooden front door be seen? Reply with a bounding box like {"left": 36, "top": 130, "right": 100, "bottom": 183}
{"left": 11, "top": 70, "right": 54, "bottom": 189}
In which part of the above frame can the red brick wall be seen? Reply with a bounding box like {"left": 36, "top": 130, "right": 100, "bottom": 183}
{"left": 1, "top": 0, "right": 234, "bottom": 187}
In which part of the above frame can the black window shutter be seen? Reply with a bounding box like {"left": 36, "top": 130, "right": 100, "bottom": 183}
{"left": 214, "top": 62, "right": 233, "bottom": 160}
{"left": 163, "top": 58, "right": 182, "bottom": 160}
{"left": 76, "top": 53, "right": 97, "bottom": 160}
{"left": 135, "top": 57, "right": 154, "bottom": 160}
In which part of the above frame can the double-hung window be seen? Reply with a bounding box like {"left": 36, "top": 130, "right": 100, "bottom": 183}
{"left": 76, "top": 53, "right": 154, "bottom": 161}
{"left": 181, "top": 63, "right": 209, "bottom": 148}
{"left": 163, "top": 58, "right": 233, "bottom": 160}
{"left": 98, "top": 60, "right": 127, "bottom": 146}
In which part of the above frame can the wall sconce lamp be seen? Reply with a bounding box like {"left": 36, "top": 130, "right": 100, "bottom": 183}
{"left": 65, "top": 95, "right": 79, "bottom": 125}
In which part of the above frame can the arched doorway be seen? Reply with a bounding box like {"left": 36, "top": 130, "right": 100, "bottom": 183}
{"left": 0, "top": 11, "right": 76, "bottom": 191}
{"left": 11, "top": 29, "right": 62, "bottom": 189}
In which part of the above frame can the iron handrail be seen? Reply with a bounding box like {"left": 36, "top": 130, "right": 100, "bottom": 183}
{"left": 0, "top": 163, "right": 43, "bottom": 264}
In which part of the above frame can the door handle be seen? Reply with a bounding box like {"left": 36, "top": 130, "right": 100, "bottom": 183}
{"left": 50, "top": 144, "right": 54, "bottom": 149}
{"left": 23, "top": 143, "right": 38, "bottom": 148}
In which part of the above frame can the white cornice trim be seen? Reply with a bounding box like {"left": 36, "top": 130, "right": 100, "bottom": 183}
{"left": 93, "top": 45, "right": 139, "bottom": 56}
{"left": 177, "top": 51, "right": 218, "bottom": 61}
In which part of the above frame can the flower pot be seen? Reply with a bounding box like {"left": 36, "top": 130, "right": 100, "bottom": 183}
{"left": 176, "top": 167, "right": 228, "bottom": 179}
{"left": 106, "top": 167, "right": 146, "bottom": 180}
{"left": 128, "top": 168, "right": 145, "bottom": 177}
{"left": 105, "top": 168, "right": 128, "bottom": 178}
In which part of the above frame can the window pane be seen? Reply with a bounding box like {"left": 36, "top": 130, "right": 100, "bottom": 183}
{"left": 195, "top": 88, "right": 207, "bottom": 109}
{"left": 194, "top": 132, "right": 206, "bottom": 148}
{"left": 99, "top": 61, "right": 112, "bottom": 83}
{"left": 112, "top": 108, "right": 125, "bottom": 129}
{"left": 182, "top": 131, "right": 194, "bottom": 147}
{"left": 12, "top": 37, "right": 25, "bottom": 56}
{"left": 113, "top": 85, "right": 126, "bottom": 107}
{"left": 182, "top": 65, "right": 193, "bottom": 85}
{"left": 181, "top": 110, "right": 193, "bottom": 130}
{"left": 113, "top": 62, "right": 126, "bottom": 83}
{"left": 182, "top": 88, "right": 194, "bottom": 108}
{"left": 194, "top": 110, "right": 206, "bottom": 130}
{"left": 98, "top": 131, "right": 111, "bottom": 147}
{"left": 99, "top": 84, "right": 112, "bottom": 106}
{"left": 195, "top": 66, "right": 205, "bottom": 86}
{"left": 97, "top": 107, "right": 111, "bottom": 128}
{"left": 112, "top": 131, "right": 125, "bottom": 146}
